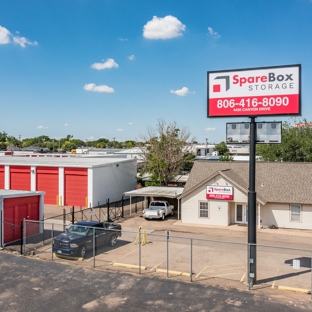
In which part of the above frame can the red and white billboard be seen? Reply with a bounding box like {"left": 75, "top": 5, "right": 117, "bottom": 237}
{"left": 206, "top": 186, "right": 233, "bottom": 200}
{"left": 207, "top": 64, "right": 301, "bottom": 117}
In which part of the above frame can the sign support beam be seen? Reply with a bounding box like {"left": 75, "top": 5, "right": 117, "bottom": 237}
{"left": 248, "top": 117, "right": 257, "bottom": 286}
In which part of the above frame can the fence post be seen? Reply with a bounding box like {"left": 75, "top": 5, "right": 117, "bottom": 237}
{"left": 51, "top": 223, "right": 54, "bottom": 261}
{"left": 20, "top": 219, "right": 23, "bottom": 255}
{"left": 23, "top": 218, "right": 26, "bottom": 256}
{"left": 93, "top": 228, "right": 95, "bottom": 268}
{"left": 63, "top": 208, "right": 66, "bottom": 232}
{"left": 71, "top": 206, "right": 75, "bottom": 224}
{"left": 139, "top": 228, "right": 141, "bottom": 274}
{"left": 107, "top": 198, "right": 110, "bottom": 221}
{"left": 121, "top": 196, "right": 124, "bottom": 217}
{"left": 166, "top": 230, "right": 169, "bottom": 278}
{"left": 190, "top": 238, "right": 193, "bottom": 282}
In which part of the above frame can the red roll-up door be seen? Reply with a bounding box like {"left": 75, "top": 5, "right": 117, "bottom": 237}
{"left": 64, "top": 168, "right": 88, "bottom": 207}
{"left": 36, "top": 167, "right": 59, "bottom": 205}
{"left": 0, "top": 166, "right": 4, "bottom": 189}
{"left": 3, "top": 195, "right": 40, "bottom": 244}
{"left": 10, "top": 166, "right": 31, "bottom": 191}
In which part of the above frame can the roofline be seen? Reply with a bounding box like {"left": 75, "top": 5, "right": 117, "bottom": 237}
{"left": 178, "top": 169, "right": 267, "bottom": 205}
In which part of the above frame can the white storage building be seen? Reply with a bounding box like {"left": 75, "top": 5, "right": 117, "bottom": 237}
{"left": 0, "top": 156, "right": 137, "bottom": 207}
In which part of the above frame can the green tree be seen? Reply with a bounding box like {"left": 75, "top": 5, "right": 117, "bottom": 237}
{"left": 219, "top": 154, "right": 234, "bottom": 161}
{"left": 256, "top": 119, "right": 312, "bottom": 162}
{"left": 215, "top": 141, "right": 229, "bottom": 156}
{"left": 138, "top": 119, "right": 195, "bottom": 186}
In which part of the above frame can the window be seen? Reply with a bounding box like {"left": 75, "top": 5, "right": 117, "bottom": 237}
{"left": 199, "top": 201, "right": 209, "bottom": 218}
{"left": 290, "top": 204, "right": 301, "bottom": 222}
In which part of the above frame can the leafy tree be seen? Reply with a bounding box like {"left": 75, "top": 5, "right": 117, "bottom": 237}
{"left": 138, "top": 119, "right": 195, "bottom": 186}
{"left": 256, "top": 119, "right": 312, "bottom": 162}
{"left": 219, "top": 154, "right": 234, "bottom": 161}
{"left": 215, "top": 141, "right": 229, "bottom": 156}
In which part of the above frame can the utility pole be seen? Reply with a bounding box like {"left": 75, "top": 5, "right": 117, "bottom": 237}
{"left": 112, "top": 137, "right": 115, "bottom": 148}
{"left": 205, "top": 138, "right": 208, "bottom": 156}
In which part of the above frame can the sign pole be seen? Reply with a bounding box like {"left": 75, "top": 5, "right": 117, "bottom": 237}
{"left": 248, "top": 117, "right": 257, "bottom": 286}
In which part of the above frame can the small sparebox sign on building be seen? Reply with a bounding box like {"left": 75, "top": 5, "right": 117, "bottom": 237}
{"left": 207, "top": 64, "right": 301, "bottom": 117}
{"left": 206, "top": 186, "right": 233, "bottom": 200}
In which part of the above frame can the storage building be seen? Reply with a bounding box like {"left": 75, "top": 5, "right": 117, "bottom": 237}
{"left": 0, "top": 157, "right": 136, "bottom": 207}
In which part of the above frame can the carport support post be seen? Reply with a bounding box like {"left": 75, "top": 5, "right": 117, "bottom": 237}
{"left": 248, "top": 117, "right": 257, "bottom": 287}
{"left": 71, "top": 206, "right": 74, "bottom": 224}
{"left": 63, "top": 209, "right": 66, "bottom": 232}
{"left": 121, "top": 196, "right": 124, "bottom": 217}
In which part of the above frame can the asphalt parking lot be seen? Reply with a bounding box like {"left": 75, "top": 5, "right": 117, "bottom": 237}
{"left": 25, "top": 213, "right": 312, "bottom": 296}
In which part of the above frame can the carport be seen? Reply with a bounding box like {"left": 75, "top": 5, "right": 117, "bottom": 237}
{"left": 124, "top": 186, "right": 184, "bottom": 219}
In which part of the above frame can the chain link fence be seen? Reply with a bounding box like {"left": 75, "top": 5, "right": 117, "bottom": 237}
{"left": 11, "top": 219, "right": 312, "bottom": 296}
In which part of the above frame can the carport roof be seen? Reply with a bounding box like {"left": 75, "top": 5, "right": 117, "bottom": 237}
{"left": 124, "top": 186, "right": 183, "bottom": 198}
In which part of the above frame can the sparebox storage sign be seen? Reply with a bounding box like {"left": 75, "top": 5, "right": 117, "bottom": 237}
{"left": 206, "top": 186, "right": 233, "bottom": 200}
{"left": 207, "top": 64, "right": 301, "bottom": 117}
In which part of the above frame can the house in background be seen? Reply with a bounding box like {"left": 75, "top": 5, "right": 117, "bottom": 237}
{"left": 179, "top": 161, "right": 312, "bottom": 230}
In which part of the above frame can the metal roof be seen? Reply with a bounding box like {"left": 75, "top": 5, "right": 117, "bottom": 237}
{"left": 124, "top": 186, "right": 184, "bottom": 198}
{"left": 0, "top": 189, "right": 45, "bottom": 198}
{"left": 0, "top": 156, "right": 135, "bottom": 168}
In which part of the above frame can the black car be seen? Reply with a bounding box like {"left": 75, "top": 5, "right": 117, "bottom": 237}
{"left": 53, "top": 220, "right": 122, "bottom": 258}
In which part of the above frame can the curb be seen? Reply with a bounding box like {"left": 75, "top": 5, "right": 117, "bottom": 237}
{"left": 156, "top": 269, "right": 190, "bottom": 277}
{"left": 113, "top": 262, "right": 146, "bottom": 270}
{"left": 278, "top": 286, "right": 311, "bottom": 294}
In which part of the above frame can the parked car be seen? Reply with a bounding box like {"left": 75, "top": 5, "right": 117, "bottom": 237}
{"left": 142, "top": 201, "right": 174, "bottom": 220}
{"left": 53, "top": 220, "right": 122, "bottom": 258}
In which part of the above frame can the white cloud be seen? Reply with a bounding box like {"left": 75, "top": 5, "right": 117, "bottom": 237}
{"left": 129, "top": 122, "right": 133, "bottom": 125}
{"left": 128, "top": 55, "right": 135, "bottom": 61}
{"left": 118, "top": 38, "right": 128, "bottom": 41}
{"left": 13, "top": 36, "right": 38, "bottom": 48}
{"left": 0, "top": 25, "right": 38, "bottom": 47}
{"left": 37, "top": 125, "right": 48, "bottom": 129}
{"left": 117, "top": 129, "right": 123, "bottom": 132}
{"left": 143, "top": 15, "right": 186, "bottom": 40}
{"left": 88, "top": 136, "right": 94, "bottom": 140}
{"left": 170, "top": 87, "right": 192, "bottom": 96}
{"left": 84, "top": 83, "right": 115, "bottom": 93}
{"left": 0, "top": 26, "right": 10, "bottom": 44}
{"left": 64, "top": 123, "right": 68, "bottom": 127}
{"left": 205, "top": 127, "right": 216, "bottom": 131}
{"left": 208, "top": 27, "right": 221, "bottom": 39}
{"left": 91, "top": 58, "right": 119, "bottom": 70}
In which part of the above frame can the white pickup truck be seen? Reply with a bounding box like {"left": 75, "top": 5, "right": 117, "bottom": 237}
{"left": 142, "top": 201, "right": 174, "bottom": 220}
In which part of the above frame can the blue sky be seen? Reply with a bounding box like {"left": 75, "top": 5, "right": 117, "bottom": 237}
{"left": 1, "top": 0, "right": 312, "bottom": 144}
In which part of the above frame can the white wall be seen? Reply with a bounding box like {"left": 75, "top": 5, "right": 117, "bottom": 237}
{"left": 260, "top": 203, "right": 312, "bottom": 230}
{"left": 181, "top": 176, "right": 232, "bottom": 226}
{"left": 91, "top": 160, "right": 137, "bottom": 206}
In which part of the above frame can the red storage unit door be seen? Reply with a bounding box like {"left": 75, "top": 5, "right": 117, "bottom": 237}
{"left": 3, "top": 196, "right": 40, "bottom": 244}
{"left": 64, "top": 168, "right": 88, "bottom": 207}
{"left": 0, "top": 166, "right": 4, "bottom": 189}
{"left": 36, "top": 167, "right": 59, "bottom": 205}
{"left": 10, "top": 166, "right": 31, "bottom": 191}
